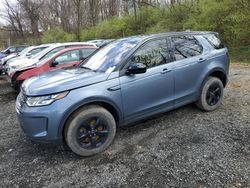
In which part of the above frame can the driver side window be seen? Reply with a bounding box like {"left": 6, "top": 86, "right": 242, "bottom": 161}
{"left": 129, "top": 38, "right": 173, "bottom": 69}
{"left": 54, "top": 50, "right": 80, "bottom": 65}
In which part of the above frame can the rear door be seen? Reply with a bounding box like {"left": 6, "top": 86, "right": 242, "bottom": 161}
{"left": 171, "top": 35, "right": 207, "bottom": 107}
{"left": 120, "top": 38, "right": 175, "bottom": 122}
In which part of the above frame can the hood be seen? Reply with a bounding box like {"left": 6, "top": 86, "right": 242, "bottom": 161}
{"left": 2, "top": 54, "right": 17, "bottom": 62}
{"left": 8, "top": 58, "right": 36, "bottom": 68}
{"left": 7, "top": 56, "right": 22, "bottom": 63}
{"left": 22, "top": 67, "right": 109, "bottom": 96}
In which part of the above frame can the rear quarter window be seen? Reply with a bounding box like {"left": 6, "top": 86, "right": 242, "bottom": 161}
{"left": 203, "top": 34, "right": 224, "bottom": 49}
{"left": 171, "top": 35, "right": 203, "bottom": 60}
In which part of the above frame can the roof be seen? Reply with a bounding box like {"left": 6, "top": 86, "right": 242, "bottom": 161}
{"left": 116, "top": 31, "right": 217, "bottom": 42}
{"left": 51, "top": 46, "right": 98, "bottom": 59}
{"left": 147, "top": 31, "right": 217, "bottom": 37}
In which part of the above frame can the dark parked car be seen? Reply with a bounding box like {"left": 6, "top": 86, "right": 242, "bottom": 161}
{"left": 1, "top": 45, "right": 29, "bottom": 57}
{"left": 16, "top": 32, "right": 229, "bottom": 156}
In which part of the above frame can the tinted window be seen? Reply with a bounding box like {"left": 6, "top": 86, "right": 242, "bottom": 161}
{"left": 54, "top": 50, "right": 80, "bottom": 65}
{"left": 171, "top": 36, "right": 203, "bottom": 60}
{"left": 129, "top": 38, "right": 172, "bottom": 69}
{"left": 203, "top": 34, "right": 224, "bottom": 49}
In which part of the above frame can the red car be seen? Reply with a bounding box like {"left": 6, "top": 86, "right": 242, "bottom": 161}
{"left": 11, "top": 46, "right": 98, "bottom": 90}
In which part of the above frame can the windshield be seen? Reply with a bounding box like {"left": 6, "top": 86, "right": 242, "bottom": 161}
{"left": 18, "top": 47, "right": 32, "bottom": 56}
{"left": 81, "top": 37, "right": 144, "bottom": 73}
{"left": 35, "top": 57, "right": 50, "bottom": 66}
{"left": 31, "top": 45, "right": 56, "bottom": 59}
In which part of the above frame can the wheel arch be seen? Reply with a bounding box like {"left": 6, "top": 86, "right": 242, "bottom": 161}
{"left": 209, "top": 70, "right": 227, "bottom": 87}
{"left": 198, "top": 67, "right": 228, "bottom": 96}
{"left": 58, "top": 98, "right": 122, "bottom": 142}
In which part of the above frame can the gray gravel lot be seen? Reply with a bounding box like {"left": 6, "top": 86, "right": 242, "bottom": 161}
{"left": 0, "top": 64, "right": 250, "bottom": 188}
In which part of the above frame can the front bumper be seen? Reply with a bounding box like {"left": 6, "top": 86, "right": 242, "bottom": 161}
{"left": 16, "top": 93, "right": 73, "bottom": 144}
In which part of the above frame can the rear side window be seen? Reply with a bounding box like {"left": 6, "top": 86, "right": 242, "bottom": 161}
{"left": 203, "top": 34, "right": 224, "bottom": 49}
{"left": 171, "top": 36, "right": 203, "bottom": 60}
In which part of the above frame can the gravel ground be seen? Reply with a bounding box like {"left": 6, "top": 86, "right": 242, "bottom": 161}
{"left": 0, "top": 64, "right": 250, "bottom": 188}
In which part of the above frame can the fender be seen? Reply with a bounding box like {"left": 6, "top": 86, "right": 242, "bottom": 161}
{"left": 198, "top": 67, "right": 227, "bottom": 95}
{"left": 57, "top": 97, "right": 123, "bottom": 140}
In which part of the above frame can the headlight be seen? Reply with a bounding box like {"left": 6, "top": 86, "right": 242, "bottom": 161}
{"left": 26, "top": 91, "right": 69, "bottom": 107}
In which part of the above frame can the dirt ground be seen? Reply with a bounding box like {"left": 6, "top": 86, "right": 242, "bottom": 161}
{"left": 0, "top": 64, "right": 250, "bottom": 188}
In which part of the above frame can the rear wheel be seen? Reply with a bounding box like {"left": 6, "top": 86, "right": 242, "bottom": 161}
{"left": 196, "top": 77, "right": 224, "bottom": 111}
{"left": 64, "top": 105, "right": 116, "bottom": 156}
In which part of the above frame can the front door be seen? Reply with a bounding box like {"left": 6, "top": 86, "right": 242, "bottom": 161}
{"left": 120, "top": 38, "right": 175, "bottom": 122}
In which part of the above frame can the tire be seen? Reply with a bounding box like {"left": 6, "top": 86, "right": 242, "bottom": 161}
{"left": 64, "top": 105, "right": 116, "bottom": 157}
{"left": 196, "top": 76, "right": 224, "bottom": 111}
{"left": 11, "top": 80, "right": 22, "bottom": 92}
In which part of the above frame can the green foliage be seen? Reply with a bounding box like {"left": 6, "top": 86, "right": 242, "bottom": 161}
{"left": 42, "top": 27, "right": 75, "bottom": 43}
{"left": 185, "top": 0, "right": 250, "bottom": 47}
{"left": 81, "top": 17, "right": 127, "bottom": 40}
{"left": 230, "top": 45, "right": 250, "bottom": 64}
{"left": 42, "top": 0, "right": 250, "bottom": 63}
{"left": 80, "top": 8, "right": 164, "bottom": 40}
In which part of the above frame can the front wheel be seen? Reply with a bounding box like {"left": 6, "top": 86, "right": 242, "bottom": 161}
{"left": 64, "top": 105, "right": 116, "bottom": 157}
{"left": 196, "top": 77, "right": 224, "bottom": 111}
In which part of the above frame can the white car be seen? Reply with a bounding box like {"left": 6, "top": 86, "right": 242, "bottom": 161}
{"left": 6, "top": 44, "right": 51, "bottom": 63}
{"left": 2, "top": 44, "right": 50, "bottom": 66}
{"left": 7, "top": 42, "right": 97, "bottom": 77}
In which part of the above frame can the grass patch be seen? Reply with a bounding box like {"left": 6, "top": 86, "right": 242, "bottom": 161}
{"left": 229, "top": 45, "right": 250, "bottom": 64}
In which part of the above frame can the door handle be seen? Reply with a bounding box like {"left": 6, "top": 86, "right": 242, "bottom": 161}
{"left": 108, "top": 85, "right": 121, "bottom": 91}
{"left": 198, "top": 58, "right": 206, "bottom": 63}
{"left": 161, "top": 68, "right": 172, "bottom": 74}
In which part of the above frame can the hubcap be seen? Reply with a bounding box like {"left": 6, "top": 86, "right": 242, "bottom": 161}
{"left": 77, "top": 117, "right": 109, "bottom": 149}
{"left": 206, "top": 83, "right": 222, "bottom": 106}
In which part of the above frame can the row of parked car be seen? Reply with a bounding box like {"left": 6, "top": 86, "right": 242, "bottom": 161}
{"left": 1, "top": 32, "right": 230, "bottom": 157}
{"left": 0, "top": 40, "right": 113, "bottom": 91}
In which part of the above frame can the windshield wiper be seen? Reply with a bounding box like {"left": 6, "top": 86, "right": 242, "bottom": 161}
{"left": 81, "top": 66, "right": 94, "bottom": 71}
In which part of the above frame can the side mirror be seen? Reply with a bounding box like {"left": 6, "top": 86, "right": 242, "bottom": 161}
{"left": 51, "top": 61, "right": 59, "bottom": 67}
{"left": 126, "top": 63, "right": 147, "bottom": 75}
{"left": 26, "top": 52, "right": 32, "bottom": 57}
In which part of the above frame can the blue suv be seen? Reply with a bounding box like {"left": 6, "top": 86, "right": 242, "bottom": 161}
{"left": 16, "top": 32, "right": 229, "bottom": 156}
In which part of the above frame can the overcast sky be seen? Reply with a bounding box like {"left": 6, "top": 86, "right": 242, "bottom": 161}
{"left": 0, "top": 0, "right": 17, "bottom": 25}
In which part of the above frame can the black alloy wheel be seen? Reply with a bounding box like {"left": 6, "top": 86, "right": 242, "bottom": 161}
{"left": 206, "top": 83, "right": 222, "bottom": 106}
{"left": 77, "top": 117, "right": 109, "bottom": 149}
